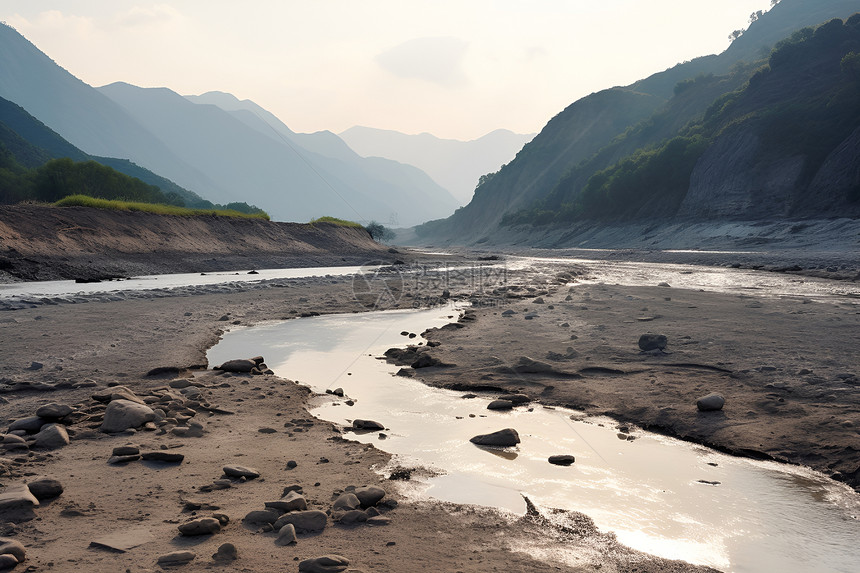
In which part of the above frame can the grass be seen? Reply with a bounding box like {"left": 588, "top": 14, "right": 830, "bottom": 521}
{"left": 54, "top": 195, "right": 271, "bottom": 220}
{"left": 309, "top": 216, "right": 365, "bottom": 228}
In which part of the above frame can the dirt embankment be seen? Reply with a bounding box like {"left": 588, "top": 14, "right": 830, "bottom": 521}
{"left": 0, "top": 205, "right": 396, "bottom": 282}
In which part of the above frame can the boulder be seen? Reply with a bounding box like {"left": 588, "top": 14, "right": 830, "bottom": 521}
{"left": 0, "top": 484, "right": 39, "bottom": 511}
{"left": 352, "top": 419, "right": 384, "bottom": 431}
{"left": 0, "top": 538, "right": 26, "bottom": 562}
{"left": 27, "top": 478, "right": 63, "bottom": 500}
{"left": 212, "top": 543, "right": 237, "bottom": 562}
{"left": 548, "top": 455, "right": 576, "bottom": 466}
{"left": 335, "top": 509, "right": 368, "bottom": 525}
{"left": 298, "top": 555, "right": 350, "bottom": 573}
{"left": 266, "top": 491, "right": 307, "bottom": 512}
{"left": 33, "top": 424, "right": 69, "bottom": 449}
{"left": 487, "top": 399, "right": 514, "bottom": 411}
{"left": 332, "top": 493, "right": 360, "bottom": 511}
{"left": 697, "top": 393, "right": 726, "bottom": 412}
{"left": 8, "top": 417, "right": 45, "bottom": 433}
{"left": 244, "top": 509, "right": 280, "bottom": 524}
{"left": 273, "top": 510, "right": 327, "bottom": 533}
{"left": 354, "top": 486, "right": 385, "bottom": 508}
{"left": 100, "top": 400, "right": 155, "bottom": 433}
{"left": 470, "top": 428, "right": 520, "bottom": 447}
{"left": 216, "top": 359, "right": 256, "bottom": 373}
{"left": 638, "top": 334, "right": 668, "bottom": 351}
{"left": 0, "top": 554, "right": 19, "bottom": 570}
{"left": 35, "top": 403, "right": 73, "bottom": 420}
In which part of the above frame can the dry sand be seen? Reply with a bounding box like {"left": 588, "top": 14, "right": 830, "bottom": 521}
{"left": 0, "top": 269, "right": 720, "bottom": 573}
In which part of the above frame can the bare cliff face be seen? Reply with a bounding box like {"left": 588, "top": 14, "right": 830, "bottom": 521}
{"left": 680, "top": 125, "right": 860, "bottom": 220}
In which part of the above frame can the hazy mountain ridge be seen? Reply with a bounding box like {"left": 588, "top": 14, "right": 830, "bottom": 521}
{"left": 414, "top": 0, "right": 860, "bottom": 246}
{"left": 0, "top": 24, "right": 458, "bottom": 225}
{"left": 339, "top": 126, "right": 535, "bottom": 204}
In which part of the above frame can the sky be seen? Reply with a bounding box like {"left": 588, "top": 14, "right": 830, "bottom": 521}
{"left": 4, "top": 1, "right": 774, "bottom": 141}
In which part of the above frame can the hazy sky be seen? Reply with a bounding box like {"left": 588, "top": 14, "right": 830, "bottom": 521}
{"left": 5, "top": 1, "right": 773, "bottom": 140}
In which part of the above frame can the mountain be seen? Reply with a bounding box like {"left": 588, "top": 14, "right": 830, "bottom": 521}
{"left": 184, "top": 91, "right": 458, "bottom": 225}
{"left": 415, "top": 0, "right": 860, "bottom": 245}
{"left": 339, "top": 127, "right": 535, "bottom": 204}
{"left": 0, "top": 24, "right": 458, "bottom": 226}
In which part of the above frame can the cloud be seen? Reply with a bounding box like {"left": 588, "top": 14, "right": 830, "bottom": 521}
{"left": 7, "top": 10, "right": 94, "bottom": 37}
{"left": 375, "top": 36, "right": 469, "bottom": 87}
{"left": 115, "top": 4, "right": 183, "bottom": 28}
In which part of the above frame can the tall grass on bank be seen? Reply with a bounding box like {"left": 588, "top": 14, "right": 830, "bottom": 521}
{"left": 309, "top": 216, "right": 364, "bottom": 228}
{"left": 54, "top": 195, "right": 271, "bottom": 220}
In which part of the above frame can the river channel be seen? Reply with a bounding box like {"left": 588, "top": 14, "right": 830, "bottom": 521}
{"left": 207, "top": 304, "right": 859, "bottom": 573}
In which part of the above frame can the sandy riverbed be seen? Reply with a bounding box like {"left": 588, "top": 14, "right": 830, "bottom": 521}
{"left": 1, "top": 252, "right": 857, "bottom": 572}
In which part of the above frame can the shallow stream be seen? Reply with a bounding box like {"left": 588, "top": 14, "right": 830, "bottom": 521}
{"left": 207, "top": 306, "right": 860, "bottom": 573}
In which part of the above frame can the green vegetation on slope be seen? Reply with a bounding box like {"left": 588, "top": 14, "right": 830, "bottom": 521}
{"left": 309, "top": 216, "right": 365, "bottom": 228}
{"left": 53, "top": 194, "right": 270, "bottom": 220}
{"left": 503, "top": 14, "right": 860, "bottom": 227}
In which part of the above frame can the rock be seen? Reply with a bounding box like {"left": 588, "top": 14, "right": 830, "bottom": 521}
{"left": 501, "top": 310, "right": 516, "bottom": 316}
{"left": 0, "top": 554, "right": 18, "bottom": 570}
{"left": 411, "top": 354, "right": 441, "bottom": 368}
{"left": 89, "top": 527, "right": 155, "bottom": 552}
{"left": 100, "top": 400, "right": 155, "bottom": 433}
{"left": 92, "top": 386, "right": 145, "bottom": 405}
{"left": 487, "top": 399, "right": 514, "bottom": 410}
{"left": 141, "top": 451, "right": 184, "bottom": 463}
{"left": 354, "top": 486, "right": 385, "bottom": 508}
{"left": 27, "top": 478, "right": 63, "bottom": 500}
{"left": 35, "top": 403, "right": 73, "bottom": 420}
{"left": 533, "top": 297, "right": 545, "bottom": 304}
{"left": 223, "top": 465, "right": 260, "bottom": 479}
{"left": 266, "top": 491, "right": 307, "bottom": 512}
{"left": 273, "top": 510, "right": 327, "bottom": 533}
{"left": 212, "top": 543, "right": 237, "bottom": 562}
{"left": 548, "top": 455, "right": 576, "bottom": 466}
{"left": 33, "top": 424, "right": 69, "bottom": 449}
{"left": 366, "top": 516, "right": 392, "bottom": 526}
{"left": 171, "top": 422, "right": 205, "bottom": 438}
{"left": 217, "top": 359, "right": 256, "bottom": 373}
{"left": 638, "top": 334, "right": 668, "bottom": 351}
{"left": 108, "top": 454, "right": 141, "bottom": 465}
{"left": 112, "top": 446, "right": 140, "bottom": 456}
{"left": 332, "top": 493, "right": 361, "bottom": 511}
{"left": 697, "top": 393, "right": 726, "bottom": 412}
{"left": 512, "top": 356, "right": 554, "bottom": 374}
{"left": 0, "top": 484, "right": 39, "bottom": 511}
{"left": 178, "top": 517, "right": 221, "bottom": 536}
{"left": 0, "top": 538, "right": 26, "bottom": 562}
{"left": 275, "top": 523, "right": 297, "bottom": 546}
{"left": 27, "top": 362, "right": 43, "bottom": 371}
{"left": 244, "top": 509, "right": 280, "bottom": 524}
{"left": 8, "top": 417, "right": 45, "bottom": 433}
{"left": 1, "top": 434, "right": 27, "bottom": 450}
{"left": 470, "top": 428, "right": 520, "bottom": 447}
{"left": 169, "top": 379, "right": 192, "bottom": 389}
{"left": 335, "top": 509, "right": 367, "bottom": 524}
{"left": 352, "top": 419, "right": 384, "bottom": 431}
{"left": 157, "top": 551, "right": 196, "bottom": 565}
{"left": 299, "top": 555, "right": 350, "bottom": 573}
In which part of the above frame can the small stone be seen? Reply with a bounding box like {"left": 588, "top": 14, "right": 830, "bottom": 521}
{"left": 273, "top": 510, "right": 327, "bottom": 533}
{"left": 487, "top": 399, "right": 514, "bottom": 411}
{"left": 335, "top": 509, "right": 368, "bottom": 524}
{"left": 101, "top": 400, "right": 155, "bottom": 433}
{"left": 548, "top": 455, "right": 576, "bottom": 466}
{"left": 366, "top": 516, "right": 392, "bottom": 526}
{"left": 112, "top": 446, "right": 140, "bottom": 456}
{"left": 157, "top": 550, "right": 196, "bottom": 564}
{"left": 275, "top": 523, "right": 297, "bottom": 546}
{"left": 638, "top": 334, "right": 668, "bottom": 351}
{"left": 35, "top": 403, "right": 73, "bottom": 420}
{"left": 266, "top": 491, "right": 307, "bottom": 512}
{"left": 470, "top": 428, "right": 520, "bottom": 447}
{"left": 244, "top": 509, "right": 280, "bottom": 524}
{"left": 178, "top": 517, "right": 221, "bottom": 536}
{"left": 223, "top": 465, "right": 260, "bottom": 479}
{"left": 108, "top": 454, "right": 140, "bottom": 465}
{"left": 33, "top": 424, "right": 70, "bottom": 449}
{"left": 299, "top": 555, "right": 350, "bottom": 573}
{"left": 505, "top": 394, "right": 531, "bottom": 404}
{"left": 0, "top": 554, "right": 19, "bottom": 569}
{"left": 212, "top": 543, "right": 237, "bottom": 562}
{"left": 8, "top": 417, "right": 45, "bottom": 433}
{"left": 696, "top": 394, "right": 726, "bottom": 412}
{"left": 27, "top": 478, "right": 63, "bottom": 500}
{"left": 141, "top": 451, "right": 184, "bottom": 463}
{"left": 352, "top": 419, "right": 384, "bottom": 431}
{"left": 217, "top": 359, "right": 256, "bottom": 373}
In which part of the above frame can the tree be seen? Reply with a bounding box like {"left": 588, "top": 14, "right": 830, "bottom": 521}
{"left": 365, "top": 221, "right": 394, "bottom": 242}
{"left": 729, "top": 29, "right": 744, "bottom": 43}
